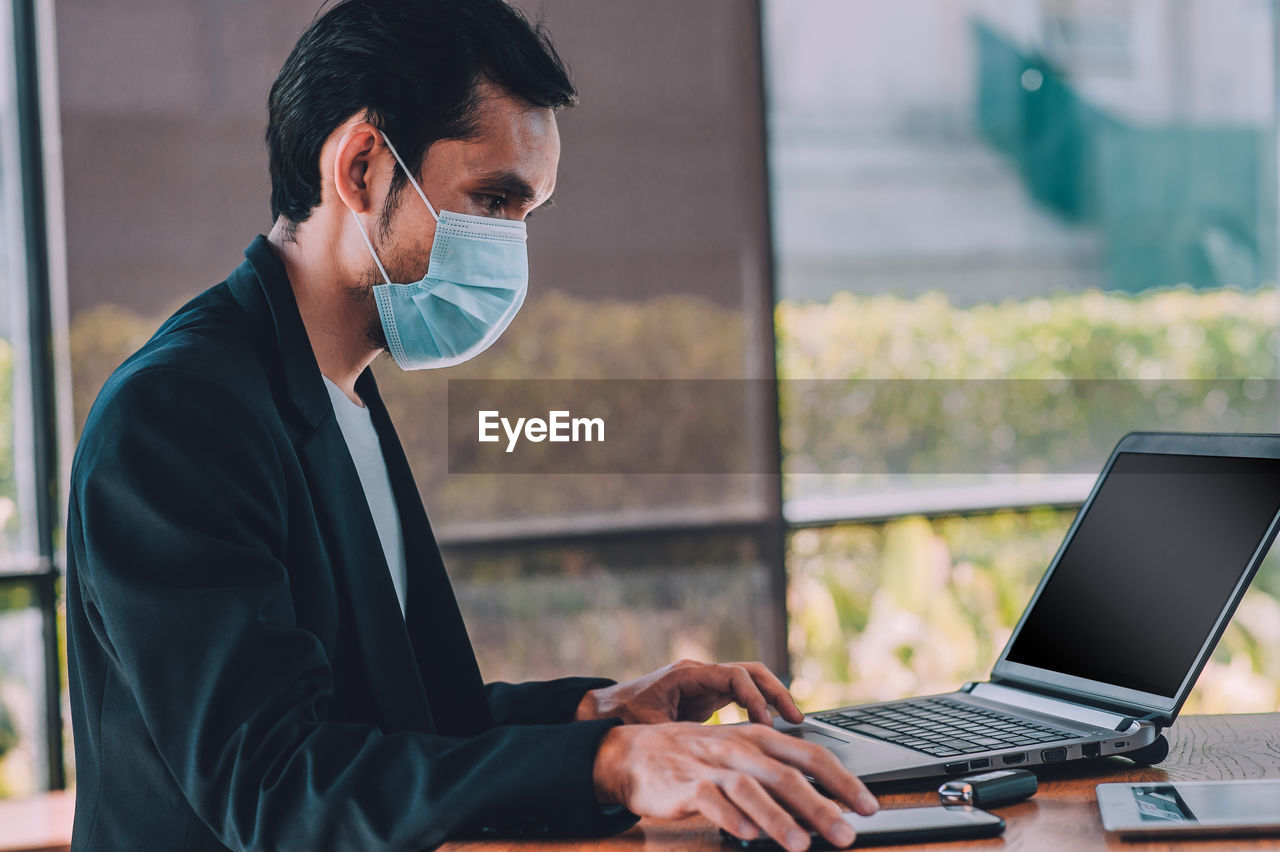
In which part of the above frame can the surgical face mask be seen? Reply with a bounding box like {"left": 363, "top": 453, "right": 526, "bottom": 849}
{"left": 349, "top": 134, "right": 529, "bottom": 370}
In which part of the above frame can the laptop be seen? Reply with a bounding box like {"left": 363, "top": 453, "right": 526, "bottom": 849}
{"left": 778, "top": 432, "right": 1280, "bottom": 783}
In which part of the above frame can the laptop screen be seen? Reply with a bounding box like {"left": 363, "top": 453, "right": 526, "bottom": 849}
{"left": 1005, "top": 451, "right": 1280, "bottom": 698}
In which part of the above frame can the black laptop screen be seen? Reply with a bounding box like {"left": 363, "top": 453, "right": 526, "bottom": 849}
{"left": 1005, "top": 451, "right": 1280, "bottom": 697}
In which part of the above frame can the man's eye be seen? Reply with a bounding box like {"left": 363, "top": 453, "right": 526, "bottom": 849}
{"left": 479, "top": 194, "right": 506, "bottom": 214}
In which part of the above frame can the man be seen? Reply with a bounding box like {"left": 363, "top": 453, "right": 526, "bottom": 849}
{"left": 65, "top": 2, "right": 877, "bottom": 849}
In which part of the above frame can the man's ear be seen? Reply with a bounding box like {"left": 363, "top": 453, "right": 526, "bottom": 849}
{"left": 332, "top": 122, "right": 383, "bottom": 215}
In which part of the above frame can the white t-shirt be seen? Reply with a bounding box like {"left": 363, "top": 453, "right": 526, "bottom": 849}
{"left": 322, "top": 376, "right": 407, "bottom": 615}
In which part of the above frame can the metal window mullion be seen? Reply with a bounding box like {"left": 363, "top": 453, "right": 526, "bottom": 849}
{"left": 749, "top": 0, "right": 789, "bottom": 681}
{"left": 10, "top": 0, "right": 63, "bottom": 792}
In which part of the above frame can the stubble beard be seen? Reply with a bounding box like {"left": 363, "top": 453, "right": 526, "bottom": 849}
{"left": 345, "top": 271, "right": 389, "bottom": 353}
{"left": 347, "top": 214, "right": 433, "bottom": 356}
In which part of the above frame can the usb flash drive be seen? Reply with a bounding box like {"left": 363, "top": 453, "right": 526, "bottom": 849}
{"left": 938, "top": 768, "right": 1038, "bottom": 808}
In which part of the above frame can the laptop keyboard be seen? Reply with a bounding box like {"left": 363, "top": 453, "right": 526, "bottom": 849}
{"left": 813, "top": 697, "right": 1078, "bottom": 758}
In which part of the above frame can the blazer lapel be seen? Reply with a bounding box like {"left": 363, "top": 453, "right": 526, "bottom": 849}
{"left": 359, "top": 370, "right": 496, "bottom": 738}
{"left": 229, "top": 237, "right": 436, "bottom": 734}
{"left": 296, "top": 427, "right": 436, "bottom": 734}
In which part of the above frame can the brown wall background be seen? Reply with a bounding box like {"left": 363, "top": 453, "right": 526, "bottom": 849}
{"left": 56, "top": 0, "right": 771, "bottom": 315}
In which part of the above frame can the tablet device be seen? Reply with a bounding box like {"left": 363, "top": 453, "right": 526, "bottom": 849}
{"left": 1098, "top": 779, "right": 1280, "bottom": 838}
{"left": 719, "top": 805, "right": 1004, "bottom": 848}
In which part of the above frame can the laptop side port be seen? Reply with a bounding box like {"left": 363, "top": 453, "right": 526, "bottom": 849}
{"left": 1001, "top": 752, "right": 1026, "bottom": 765}
{"left": 1041, "top": 747, "right": 1067, "bottom": 762}
{"left": 944, "top": 761, "right": 969, "bottom": 774}
{"left": 1082, "top": 742, "right": 1101, "bottom": 759}
{"left": 969, "top": 758, "right": 991, "bottom": 769}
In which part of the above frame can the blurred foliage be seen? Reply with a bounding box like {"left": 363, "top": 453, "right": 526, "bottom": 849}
{"left": 69, "top": 302, "right": 162, "bottom": 426}
{"left": 0, "top": 695, "right": 14, "bottom": 762}
{"left": 373, "top": 291, "right": 758, "bottom": 527}
{"left": 787, "top": 512, "right": 1067, "bottom": 711}
{"left": 0, "top": 688, "right": 16, "bottom": 796}
{"left": 777, "top": 288, "right": 1280, "bottom": 492}
{"left": 71, "top": 291, "right": 761, "bottom": 532}
{"left": 787, "top": 512, "right": 1280, "bottom": 715}
{"left": 779, "top": 286, "right": 1280, "bottom": 715}
{"left": 0, "top": 334, "right": 20, "bottom": 782}
{"left": 451, "top": 532, "right": 770, "bottom": 684}
{"left": 777, "top": 288, "right": 1280, "bottom": 384}
{"left": 0, "top": 338, "right": 18, "bottom": 553}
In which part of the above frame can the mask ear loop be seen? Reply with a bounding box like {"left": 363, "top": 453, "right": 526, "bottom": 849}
{"left": 347, "top": 131, "right": 438, "bottom": 287}
{"left": 349, "top": 210, "right": 394, "bottom": 287}
{"left": 381, "top": 134, "right": 440, "bottom": 222}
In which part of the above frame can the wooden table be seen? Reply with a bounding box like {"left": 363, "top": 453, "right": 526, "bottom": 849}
{"left": 442, "top": 714, "right": 1280, "bottom": 851}
{"left": 0, "top": 789, "right": 72, "bottom": 852}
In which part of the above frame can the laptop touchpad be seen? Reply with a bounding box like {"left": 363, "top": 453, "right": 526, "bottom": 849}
{"left": 785, "top": 728, "right": 849, "bottom": 745}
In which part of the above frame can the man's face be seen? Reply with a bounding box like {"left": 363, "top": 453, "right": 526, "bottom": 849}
{"left": 350, "top": 80, "right": 560, "bottom": 348}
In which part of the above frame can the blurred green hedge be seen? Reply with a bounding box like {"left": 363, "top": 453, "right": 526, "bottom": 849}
{"left": 778, "top": 288, "right": 1280, "bottom": 495}
{"left": 71, "top": 291, "right": 753, "bottom": 528}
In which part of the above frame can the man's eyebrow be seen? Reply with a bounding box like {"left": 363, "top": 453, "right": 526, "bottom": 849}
{"left": 472, "top": 169, "right": 541, "bottom": 202}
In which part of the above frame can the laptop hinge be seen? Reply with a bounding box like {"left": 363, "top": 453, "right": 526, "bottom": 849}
{"left": 967, "top": 682, "right": 1142, "bottom": 732}
{"left": 1114, "top": 711, "right": 1165, "bottom": 732}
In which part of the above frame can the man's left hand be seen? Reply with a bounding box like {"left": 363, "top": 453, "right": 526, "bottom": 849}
{"left": 575, "top": 659, "right": 806, "bottom": 725}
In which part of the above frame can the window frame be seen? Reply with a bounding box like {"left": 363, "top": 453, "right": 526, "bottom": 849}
{"left": 4, "top": 0, "right": 64, "bottom": 792}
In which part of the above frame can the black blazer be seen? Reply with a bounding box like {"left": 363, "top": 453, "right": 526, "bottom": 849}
{"left": 66, "top": 236, "right": 637, "bottom": 851}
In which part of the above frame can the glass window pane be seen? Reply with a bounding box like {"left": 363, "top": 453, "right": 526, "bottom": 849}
{"left": 1, "top": 0, "right": 41, "bottom": 566}
{"left": 0, "top": 585, "right": 45, "bottom": 797}
{"left": 767, "top": 0, "right": 1280, "bottom": 711}
{"left": 1, "top": 0, "right": 58, "bottom": 797}
{"left": 788, "top": 513, "right": 1280, "bottom": 714}
{"left": 766, "top": 0, "right": 1280, "bottom": 508}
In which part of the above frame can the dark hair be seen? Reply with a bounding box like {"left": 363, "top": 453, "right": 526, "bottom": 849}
{"left": 266, "top": 0, "right": 576, "bottom": 231}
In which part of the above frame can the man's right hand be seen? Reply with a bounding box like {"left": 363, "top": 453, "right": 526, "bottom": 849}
{"left": 592, "top": 721, "right": 879, "bottom": 852}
